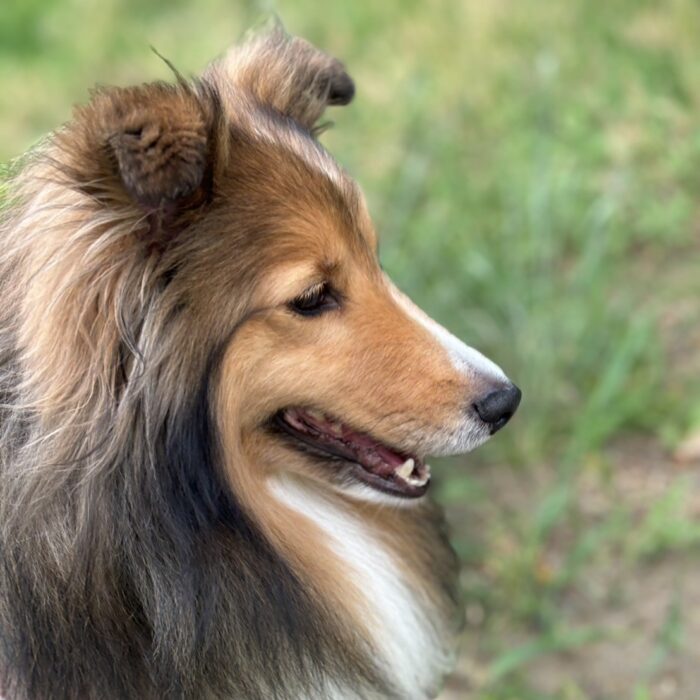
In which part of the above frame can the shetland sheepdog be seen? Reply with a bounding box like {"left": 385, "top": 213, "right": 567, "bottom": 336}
{"left": 0, "top": 27, "right": 520, "bottom": 700}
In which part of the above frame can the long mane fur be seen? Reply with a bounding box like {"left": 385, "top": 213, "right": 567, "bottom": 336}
{"left": 0, "top": 31, "right": 377, "bottom": 700}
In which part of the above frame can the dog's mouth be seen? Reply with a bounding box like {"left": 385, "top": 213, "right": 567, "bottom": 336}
{"left": 274, "top": 407, "right": 431, "bottom": 499}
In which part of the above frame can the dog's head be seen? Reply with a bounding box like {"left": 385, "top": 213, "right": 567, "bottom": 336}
{"left": 39, "top": 28, "right": 519, "bottom": 507}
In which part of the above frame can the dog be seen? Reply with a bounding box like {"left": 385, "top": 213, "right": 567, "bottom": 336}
{"left": 0, "top": 27, "right": 520, "bottom": 700}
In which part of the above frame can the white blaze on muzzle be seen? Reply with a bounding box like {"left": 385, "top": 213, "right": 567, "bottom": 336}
{"left": 385, "top": 277, "right": 507, "bottom": 383}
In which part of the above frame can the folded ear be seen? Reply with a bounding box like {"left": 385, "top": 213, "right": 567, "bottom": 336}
{"left": 69, "top": 82, "right": 216, "bottom": 242}
{"left": 206, "top": 27, "right": 354, "bottom": 132}
{"left": 105, "top": 85, "right": 212, "bottom": 208}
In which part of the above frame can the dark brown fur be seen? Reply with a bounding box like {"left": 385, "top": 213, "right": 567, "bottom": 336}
{"left": 0, "top": 27, "right": 462, "bottom": 700}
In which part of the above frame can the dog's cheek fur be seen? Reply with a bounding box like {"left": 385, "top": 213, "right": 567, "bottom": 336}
{"left": 215, "top": 336, "right": 462, "bottom": 699}
{"left": 227, "top": 280, "right": 484, "bottom": 458}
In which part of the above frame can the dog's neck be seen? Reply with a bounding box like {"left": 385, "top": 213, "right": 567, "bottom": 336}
{"left": 270, "top": 474, "right": 462, "bottom": 699}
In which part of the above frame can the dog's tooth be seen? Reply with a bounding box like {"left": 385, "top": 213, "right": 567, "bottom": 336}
{"left": 406, "top": 463, "right": 431, "bottom": 487}
{"left": 395, "top": 458, "right": 415, "bottom": 480}
{"left": 408, "top": 473, "right": 428, "bottom": 487}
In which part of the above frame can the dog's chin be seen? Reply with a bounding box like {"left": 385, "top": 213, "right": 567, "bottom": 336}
{"left": 427, "top": 423, "right": 493, "bottom": 458}
{"left": 272, "top": 407, "right": 432, "bottom": 500}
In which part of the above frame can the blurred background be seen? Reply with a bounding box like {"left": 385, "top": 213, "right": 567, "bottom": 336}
{"left": 2, "top": 1, "right": 699, "bottom": 698}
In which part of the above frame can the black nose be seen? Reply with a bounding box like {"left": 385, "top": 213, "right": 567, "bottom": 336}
{"left": 473, "top": 384, "right": 522, "bottom": 434}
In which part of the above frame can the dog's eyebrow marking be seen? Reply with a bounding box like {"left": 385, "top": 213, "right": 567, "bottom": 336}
{"left": 318, "top": 259, "right": 340, "bottom": 277}
{"left": 253, "top": 261, "right": 325, "bottom": 306}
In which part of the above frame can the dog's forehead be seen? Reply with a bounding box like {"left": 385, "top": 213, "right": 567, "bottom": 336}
{"left": 218, "top": 110, "right": 378, "bottom": 257}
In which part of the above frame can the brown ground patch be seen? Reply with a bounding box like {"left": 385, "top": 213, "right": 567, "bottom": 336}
{"left": 440, "top": 445, "right": 700, "bottom": 700}
{"left": 439, "top": 248, "right": 700, "bottom": 699}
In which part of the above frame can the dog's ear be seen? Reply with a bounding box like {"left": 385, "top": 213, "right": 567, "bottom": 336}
{"left": 104, "top": 85, "right": 213, "bottom": 209}
{"left": 68, "top": 83, "right": 217, "bottom": 243}
{"left": 206, "top": 26, "right": 354, "bottom": 132}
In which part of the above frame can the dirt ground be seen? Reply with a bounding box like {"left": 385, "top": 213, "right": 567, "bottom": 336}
{"left": 439, "top": 443, "right": 700, "bottom": 699}
{"left": 440, "top": 253, "right": 700, "bottom": 699}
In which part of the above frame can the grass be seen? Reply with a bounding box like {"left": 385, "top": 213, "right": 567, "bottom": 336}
{"left": 3, "top": 0, "right": 700, "bottom": 697}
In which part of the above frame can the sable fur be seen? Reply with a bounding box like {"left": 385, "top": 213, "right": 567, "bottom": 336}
{"left": 0, "top": 27, "right": 467, "bottom": 700}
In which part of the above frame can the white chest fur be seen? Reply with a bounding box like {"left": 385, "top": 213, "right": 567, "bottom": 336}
{"left": 271, "top": 476, "right": 456, "bottom": 699}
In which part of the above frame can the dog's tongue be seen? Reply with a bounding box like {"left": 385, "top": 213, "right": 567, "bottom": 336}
{"left": 336, "top": 424, "right": 406, "bottom": 476}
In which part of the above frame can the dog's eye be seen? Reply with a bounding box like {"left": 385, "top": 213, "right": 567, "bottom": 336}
{"left": 289, "top": 282, "right": 339, "bottom": 317}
